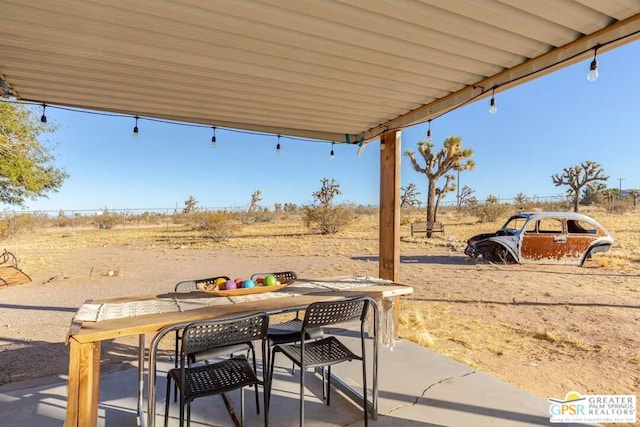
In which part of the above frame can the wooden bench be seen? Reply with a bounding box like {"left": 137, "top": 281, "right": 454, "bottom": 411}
{"left": 410, "top": 221, "right": 445, "bottom": 237}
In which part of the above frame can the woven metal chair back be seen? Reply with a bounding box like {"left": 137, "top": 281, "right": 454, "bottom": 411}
{"left": 302, "top": 297, "right": 368, "bottom": 330}
{"left": 182, "top": 312, "right": 269, "bottom": 356}
{"left": 174, "top": 275, "right": 230, "bottom": 292}
{"left": 250, "top": 271, "right": 297, "bottom": 284}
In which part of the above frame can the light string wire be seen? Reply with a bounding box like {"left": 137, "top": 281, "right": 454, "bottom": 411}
{"left": 368, "top": 30, "right": 640, "bottom": 141}
{"left": 1, "top": 29, "right": 637, "bottom": 146}
{"left": 0, "top": 98, "right": 330, "bottom": 146}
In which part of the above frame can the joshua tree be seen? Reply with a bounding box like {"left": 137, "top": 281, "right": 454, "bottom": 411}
{"left": 485, "top": 194, "right": 498, "bottom": 204}
{"left": 303, "top": 178, "right": 351, "bottom": 234}
{"left": 400, "top": 183, "right": 421, "bottom": 207}
{"left": 248, "top": 190, "right": 262, "bottom": 212}
{"left": 581, "top": 182, "right": 607, "bottom": 206}
{"left": 312, "top": 178, "right": 341, "bottom": 206}
{"left": 405, "top": 135, "right": 474, "bottom": 236}
{"left": 457, "top": 185, "right": 475, "bottom": 208}
{"left": 183, "top": 196, "right": 198, "bottom": 213}
{"left": 552, "top": 160, "right": 608, "bottom": 212}
{"left": 627, "top": 189, "right": 640, "bottom": 207}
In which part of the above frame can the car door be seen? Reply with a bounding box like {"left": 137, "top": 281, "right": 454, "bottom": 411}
{"left": 565, "top": 218, "right": 604, "bottom": 262}
{"left": 520, "top": 217, "right": 570, "bottom": 263}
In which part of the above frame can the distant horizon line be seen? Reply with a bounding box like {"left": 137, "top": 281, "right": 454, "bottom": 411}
{"left": 1, "top": 194, "right": 582, "bottom": 215}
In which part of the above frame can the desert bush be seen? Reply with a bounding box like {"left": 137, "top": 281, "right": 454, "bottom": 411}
{"left": 349, "top": 204, "right": 377, "bottom": 216}
{"left": 235, "top": 209, "right": 275, "bottom": 225}
{"left": 97, "top": 209, "right": 119, "bottom": 229}
{"left": 302, "top": 204, "right": 354, "bottom": 234}
{"left": 55, "top": 210, "right": 70, "bottom": 227}
{"left": 0, "top": 213, "right": 38, "bottom": 240}
{"left": 472, "top": 202, "right": 511, "bottom": 223}
{"left": 193, "top": 211, "right": 238, "bottom": 241}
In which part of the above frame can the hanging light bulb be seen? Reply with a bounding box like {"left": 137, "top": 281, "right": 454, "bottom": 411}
{"left": 40, "top": 103, "right": 47, "bottom": 129}
{"left": 330, "top": 142, "right": 335, "bottom": 160}
{"left": 587, "top": 46, "right": 599, "bottom": 82}
{"left": 427, "top": 120, "right": 432, "bottom": 142}
{"left": 489, "top": 88, "right": 497, "bottom": 114}
{"left": 276, "top": 134, "right": 281, "bottom": 155}
{"left": 133, "top": 116, "right": 139, "bottom": 139}
{"left": 210, "top": 126, "right": 217, "bottom": 149}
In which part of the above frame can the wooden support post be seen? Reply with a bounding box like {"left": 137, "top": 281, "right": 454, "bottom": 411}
{"left": 379, "top": 130, "right": 401, "bottom": 282}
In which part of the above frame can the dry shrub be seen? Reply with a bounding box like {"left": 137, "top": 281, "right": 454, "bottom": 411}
{"left": 193, "top": 211, "right": 238, "bottom": 241}
{"left": 302, "top": 204, "right": 354, "bottom": 234}
{"left": 472, "top": 203, "right": 511, "bottom": 223}
{"left": 399, "top": 300, "right": 531, "bottom": 361}
{"left": 0, "top": 213, "right": 38, "bottom": 240}
{"left": 398, "top": 307, "right": 435, "bottom": 347}
{"left": 235, "top": 209, "right": 275, "bottom": 225}
{"left": 591, "top": 252, "right": 632, "bottom": 268}
{"left": 97, "top": 210, "right": 119, "bottom": 229}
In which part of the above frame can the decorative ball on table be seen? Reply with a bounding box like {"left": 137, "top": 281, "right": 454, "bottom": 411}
{"left": 242, "top": 279, "right": 256, "bottom": 288}
{"left": 263, "top": 275, "right": 277, "bottom": 286}
{"left": 225, "top": 279, "right": 237, "bottom": 290}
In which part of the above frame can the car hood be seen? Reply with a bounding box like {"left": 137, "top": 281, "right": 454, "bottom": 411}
{"left": 467, "top": 229, "right": 517, "bottom": 244}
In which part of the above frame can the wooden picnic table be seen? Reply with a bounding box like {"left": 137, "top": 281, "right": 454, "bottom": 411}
{"left": 65, "top": 277, "right": 413, "bottom": 427}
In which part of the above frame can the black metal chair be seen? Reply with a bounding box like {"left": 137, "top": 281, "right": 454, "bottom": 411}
{"left": 174, "top": 275, "right": 231, "bottom": 293}
{"left": 164, "top": 312, "right": 270, "bottom": 427}
{"left": 249, "top": 271, "right": 298, "bottom": 286}
{"left": 267, "top": 297, "right": 373, "bottom": 427}
{"left": 249, "top": 272, "right": 324, "bottom": 377}
{"left": 173, "top": 276, "right": 248, "bottom": 403}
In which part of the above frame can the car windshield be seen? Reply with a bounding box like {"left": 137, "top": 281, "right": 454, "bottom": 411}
{"left": 501, "top": 216, "right": 528, "bottom": 232}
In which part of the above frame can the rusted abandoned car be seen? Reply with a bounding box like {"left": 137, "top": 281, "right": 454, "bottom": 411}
{"left": 464, "top": 212, "right": 614, "bottom": 266}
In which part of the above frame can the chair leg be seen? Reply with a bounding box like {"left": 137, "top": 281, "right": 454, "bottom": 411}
{"left": 299, "top": 368, "right": 305, "bottom": 427}
{"left": 250, "top": 348, "right": 260, "bottom": 414}
{"left": 327, "top": 366, "right": 331, "bottom": 406}
{"left": 179, "top": 393, "right": 185, "bottom": 427}
{"left": 174, "top": 331, "right": 179, "bottom": 402}
{"left": 362, "top": 358, "right": 368, "bottom": 427}
{"left": 164, "top": 374, "right": 171, "bottom": 427}
{"left": 267, "top": 348, "right": 277, "bottom": 409}
{"left": 263, "top": 376, "right": 269, "bottom": 427}
{"left": 240, "top": 387, "right": 245, "bottom": 427}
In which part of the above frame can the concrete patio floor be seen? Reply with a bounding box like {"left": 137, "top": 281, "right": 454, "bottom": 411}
{"left": 1, "top": 332, "right": 597, "bottom": 427}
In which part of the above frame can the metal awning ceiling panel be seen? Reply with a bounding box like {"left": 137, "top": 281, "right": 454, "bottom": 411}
{"left": 1, "top": 0, "right": 639, "bottom": 143}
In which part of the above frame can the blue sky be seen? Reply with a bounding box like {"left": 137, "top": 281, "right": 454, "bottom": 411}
{"left": 8, "top": 40, "right": 640, "bottom": 213}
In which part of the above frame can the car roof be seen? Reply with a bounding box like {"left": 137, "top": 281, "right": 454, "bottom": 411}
{"left": 511, "top": 211, "right": 599, "bottom": 221}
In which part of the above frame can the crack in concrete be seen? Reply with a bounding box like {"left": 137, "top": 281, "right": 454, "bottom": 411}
{"left": 339, "top": 370, "right": 478, "bottom": 426}
{"left": 385, "top": 369, "right": 478, "bottom": 415}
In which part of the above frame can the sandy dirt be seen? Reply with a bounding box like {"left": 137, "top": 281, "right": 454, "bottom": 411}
{"left": 0, "top": 233, "right": 638, "bottom": 416}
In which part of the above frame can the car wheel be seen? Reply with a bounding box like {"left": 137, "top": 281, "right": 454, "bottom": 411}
{"left": 483, "top": 245, "right": 513, "bottom": 264}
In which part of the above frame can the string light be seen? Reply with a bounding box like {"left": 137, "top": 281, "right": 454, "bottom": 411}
{"left": 276, "top": 134, "right": 281, "bottom": 155}
{"left": 426, "top": 119, "right": 432, "bottom": 142}
{"left": 587, "top": 45, "right": 599, "bottom": 81}
{"left": 489, "top": 87, "right": 497, "bottom": 114}
{"left": 1, "top": 28, "right": 629, "bottom": 148}
{"left": 211, "top": 126, "right": 216, "bottom": 149}
{"left": 330, "top": 142, "right": 335, "bottom": 160}
{"left": 40, "top": 103, "right": 47, "bottom": 128}
{"left": 133, "top": 116, "right": 139, "bottom": 139}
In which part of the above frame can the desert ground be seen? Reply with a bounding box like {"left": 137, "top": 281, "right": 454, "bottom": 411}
{"left": 0, "top": 209, "right": 638, "bottom": 414}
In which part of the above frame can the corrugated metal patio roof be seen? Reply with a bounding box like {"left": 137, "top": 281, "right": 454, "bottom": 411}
{"left": 1, "top": 0, "right": 639, "bottom": 143}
